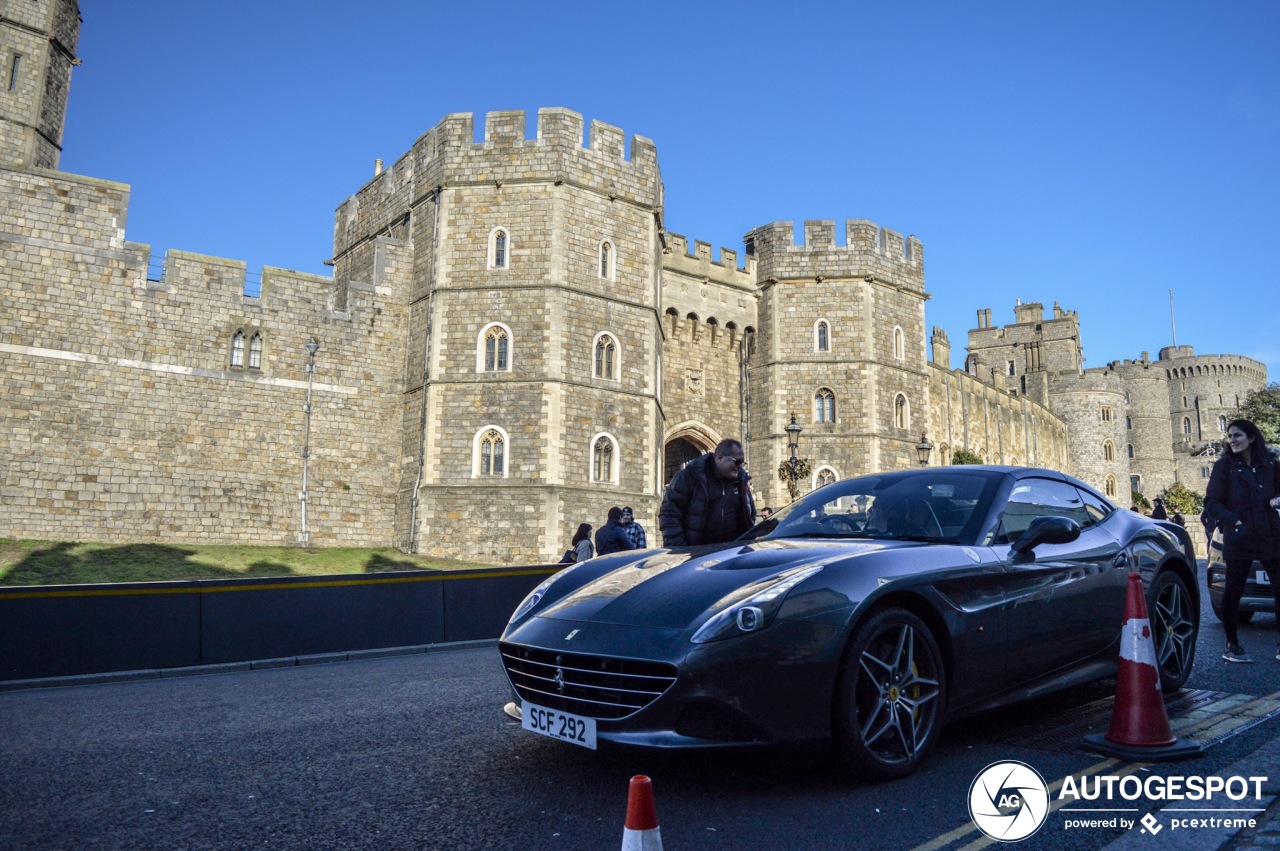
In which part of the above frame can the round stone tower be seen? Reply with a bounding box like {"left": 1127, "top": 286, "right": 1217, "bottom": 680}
{"left": 1109, "top": 353, "right": 1173, "bottom": 500}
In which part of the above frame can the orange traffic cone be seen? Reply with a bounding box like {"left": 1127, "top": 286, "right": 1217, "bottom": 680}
{"left": 1082, "top": 572, "right": 1202, "bottom": 761}
{"left": 621, "top": 775, "right": 663, "bottom": 851}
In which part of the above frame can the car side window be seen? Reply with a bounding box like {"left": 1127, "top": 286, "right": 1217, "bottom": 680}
{"left": 997, "top": 478, "right": 1091, "bottom": 544}
{"left": 1072, "top": 486, "right": 1113, "bottom": 528}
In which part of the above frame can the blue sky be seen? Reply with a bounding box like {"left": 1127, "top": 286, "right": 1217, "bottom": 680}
{"left": 62, "top": 1, "right": 1279, "bottom": 379}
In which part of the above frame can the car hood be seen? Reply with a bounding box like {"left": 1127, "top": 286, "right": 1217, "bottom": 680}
{"left": 536, "top": 538, "right": 905, "bottom": 629}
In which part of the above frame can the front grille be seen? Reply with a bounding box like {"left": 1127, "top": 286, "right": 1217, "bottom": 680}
{"left": 499, "top": 642, "right": 678, "bottom": 720}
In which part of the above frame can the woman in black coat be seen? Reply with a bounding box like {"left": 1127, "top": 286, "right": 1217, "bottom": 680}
{"left": 1204, "top": 418, "right": 1280, "bottom": 663}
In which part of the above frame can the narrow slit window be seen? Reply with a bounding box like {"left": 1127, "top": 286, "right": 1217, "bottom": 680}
{"left": 599, "top": 241, "right": 613, "bottom": 278}
{"left": 231, "top": 330, "right": 245, "bottom": 368}
{"left": 8, "top": 54, "right": 20, "bottom": 93}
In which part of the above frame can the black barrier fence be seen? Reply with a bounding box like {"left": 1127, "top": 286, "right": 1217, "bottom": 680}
{"left": 0, "top": 565, "right": 560, "bottom": 682}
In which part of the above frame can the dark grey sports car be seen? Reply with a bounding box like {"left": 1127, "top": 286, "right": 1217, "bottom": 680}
{"left": 500, "top": 467, "right": 1199, "bottom": 778}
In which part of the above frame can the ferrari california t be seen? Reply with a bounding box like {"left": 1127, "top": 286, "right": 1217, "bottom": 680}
{"left": 499, "top": 466, "right": 1199, "bottom": 778}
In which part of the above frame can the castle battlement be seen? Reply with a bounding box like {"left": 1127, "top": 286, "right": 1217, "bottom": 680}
{"left": 334, "top": 108, "right": 661, "bottom": 261}
{"left": 745, "top": 219, "right": 925, "bottom": 291}
{"left": 1155, "top": 349, "right": 1268, "bottom": 382}
{"left": 663, "top": 233, "right": 756, "bottom": 289}
{"left": 419, "top": 108, "right": 658, "bottom": 164}
{"left": 1051, "top": 368, "right": 1126, "bottom": 395}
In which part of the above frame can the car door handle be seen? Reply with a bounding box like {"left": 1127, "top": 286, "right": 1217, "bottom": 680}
{"left": 1113, "top": 552, "right": 1130, "bottom": 568}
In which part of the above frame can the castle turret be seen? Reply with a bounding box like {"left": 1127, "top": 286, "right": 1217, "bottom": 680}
{"left": 930, "top": 326, "right": 951, "bottom": 369}
{"left": 332, "top": 108, "right": 664, "bottom": 561}
{"left": 745, "top": 219, "right": 929, "bottom": 503}
{"left": 0, "top": 0, "right": 79, "bottom": 169}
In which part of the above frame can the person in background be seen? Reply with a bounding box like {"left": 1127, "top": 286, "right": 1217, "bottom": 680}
{"left": 1204, "top": 418, "right": 1280, "bottom": 664}
{"left": 760, "top": 507, "right": 773, "bottom": 522}
{"left": 566, "top": 523, "right": 593, "bottom": 563}
{"left": 595, "top": 506, "right": 634, "bottom": 555}
{"left": 1151, "top": 498, "right": 1168, "bottom": 520}
{"left": 620, "top": 506, "right": 647, "bottom": 549}
{"left": 1170, "top": 508, "right": 1185, "bottom": 527}
{"left": 659, "top": 438, "right": 756, "bottom": 546}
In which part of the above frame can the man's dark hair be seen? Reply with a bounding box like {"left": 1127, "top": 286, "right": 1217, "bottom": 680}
{"left": 714, "top": 439, "right": 743, "bottom": 458}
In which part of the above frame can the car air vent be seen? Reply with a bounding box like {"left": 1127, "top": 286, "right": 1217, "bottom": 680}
{"left": 499, "top": 643, "right": 678, "bottom": 720}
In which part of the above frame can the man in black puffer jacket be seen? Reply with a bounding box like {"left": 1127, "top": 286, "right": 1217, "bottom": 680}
{"left": 595, "top": 506, "right": 634, "bottom": 555}
{"left": 659, "top": 439, "right": 756, "bottom": 547}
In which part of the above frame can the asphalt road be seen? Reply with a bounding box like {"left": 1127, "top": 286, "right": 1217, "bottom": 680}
{"left": 4, "top": 572, "right": 1280, "bottom": 850}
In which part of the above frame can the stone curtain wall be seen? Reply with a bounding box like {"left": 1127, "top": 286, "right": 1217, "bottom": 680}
{"left": 927, "top": 368, "right": 1070, "bottom": 471}
{"left": 0, "top": 166, "right": 408, "bottom": 546}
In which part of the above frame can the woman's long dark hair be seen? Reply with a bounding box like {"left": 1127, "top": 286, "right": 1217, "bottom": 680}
{"left": 571, "top": 523, "right": 592, "bottom": 546}
{"left": 1225, "top": 418, "right": 1273, "bottom": 466}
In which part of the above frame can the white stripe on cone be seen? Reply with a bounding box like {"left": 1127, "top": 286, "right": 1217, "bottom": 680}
{"left": 1118, "top": 617, "right": 1158, "bottom": 670}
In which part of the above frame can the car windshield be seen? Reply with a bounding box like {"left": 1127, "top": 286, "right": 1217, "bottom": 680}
{"left": 741, "top": 470, "right": 1001, "bottom": 545}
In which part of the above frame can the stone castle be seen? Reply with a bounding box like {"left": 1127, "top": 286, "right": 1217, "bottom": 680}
{"left": 1, "top": 2, "right": 1266, "bottom": 563}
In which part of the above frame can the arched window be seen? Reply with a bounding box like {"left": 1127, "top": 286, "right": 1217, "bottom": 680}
{"left": 815, "top": 466, "right": 837, "bottom": 488}
{"left": 591, "top": 433, "right": 618, "bottom": 484}
{"left": 1183, "top": 417, "right": 1192, "bottom": 435}
{"left": 1218, "top": 415, "right": 1227, "bottom": 432}
{"left": 477, "top": 323, "right": 512, "bottom": 372}
{"left": 248, "top": 332, "right": 263, "bottom": 370}
{"left": 474, "top": 427, "right": 508, "bottom": 478}
{"left": 489, "top": 227, "right": 510, "bottom": 269}
{"left": 1103, "top": 440, "right": 1115, "bottom": 462}
{"left": 894, "top": 393, "right": 909, "bottom": 430}
{"left": 593, "top": 332, "right": 619, "bottom": 380}
{"left": 1104, "top": 475, "right": 1118, "bottom": 498}
{"left": 814, "top": 320, "right": 830, "bottom": 353}
{"left": 1127, "top": 444, "right": 1134, "bottom": 459}
{"left": 893, "top": 327, "right": 905, "bottom": 360}
{"left": 814, "top": 388, "right": 835, "bottom": 423}
{"left": 598, "top": 240, "right": 614, "bottom": 279}
{"left": 1130, "top": 475, "right": 1141, "bottom": 494}
{"left": 230, "top": 330, "right": 245, "bottom": 368}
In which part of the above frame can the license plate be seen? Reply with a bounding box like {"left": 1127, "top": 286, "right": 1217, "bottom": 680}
{"left": 1258, "top": 571, "right": 1271, "bottom": 586}
{"left": 521, "top": 702, "right": 597, "bottom": 750}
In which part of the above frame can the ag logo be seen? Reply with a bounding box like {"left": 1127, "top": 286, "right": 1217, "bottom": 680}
{"left": 968, "top": 760, "right": 1050, "bottom": 842}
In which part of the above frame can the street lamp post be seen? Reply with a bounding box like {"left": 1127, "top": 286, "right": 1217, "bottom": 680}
{"left": 916, "top": 433, "right": 934, "bottom": 467}
{"left": 785, "top": 415, "right": 803, "bottom": 462}
{"left": 779, "top": 415, "right": 808, "bottom": 502}
{"left": 299, "top": 339, "right": 320, "bottom": 547}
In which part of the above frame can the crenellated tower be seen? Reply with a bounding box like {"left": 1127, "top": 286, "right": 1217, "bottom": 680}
{"left": 332, "top": 108, "right": 664, "bottom": 561}
{"left": 0, "top": 0, "right": 79, "bottom": 170}
{"left": 745, "top": 219, "right": 928, "bottom": 506}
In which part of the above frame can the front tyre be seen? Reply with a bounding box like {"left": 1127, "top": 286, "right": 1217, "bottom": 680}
{"left": 1149, "top": 570, "right": 1198, "bottom": 691}
{"left": 834, "top": 607, "right": 946, "bottom": 780}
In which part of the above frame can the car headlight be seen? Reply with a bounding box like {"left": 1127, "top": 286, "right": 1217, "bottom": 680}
{"left": 690, "top": 565, "right": 824, "bottom": 643}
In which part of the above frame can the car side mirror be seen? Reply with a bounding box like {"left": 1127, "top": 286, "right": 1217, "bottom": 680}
{"left": 1010, "top": 516, "right": 1082, "bottom": 563}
